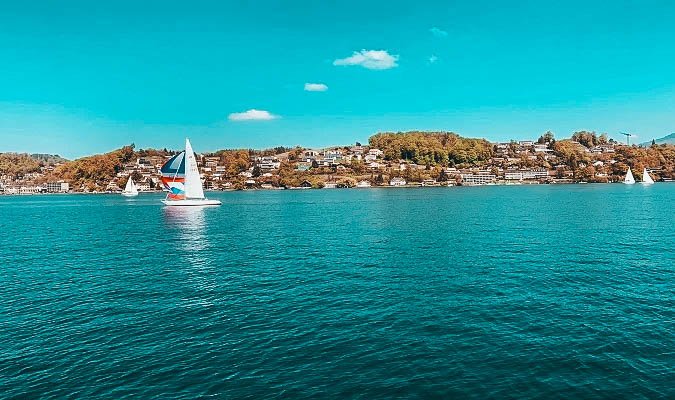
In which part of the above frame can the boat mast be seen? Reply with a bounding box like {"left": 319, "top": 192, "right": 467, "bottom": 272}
{"left": 165, "top": 152, "right": 184, "bottom": 201}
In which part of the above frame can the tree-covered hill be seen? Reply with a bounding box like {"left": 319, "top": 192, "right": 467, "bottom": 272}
{"left": 369, "top": 131, "right": 494, "bottom": 166}
{"left": 53, "top": 145, "right": 136, "bottom": 191}
{"left": 0, "top": 153, "right": 68, "bottom": 178}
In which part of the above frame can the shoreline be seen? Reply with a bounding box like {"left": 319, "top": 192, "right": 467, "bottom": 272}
{"left": 1, "top": 181, "right": 671, "bottom": 196}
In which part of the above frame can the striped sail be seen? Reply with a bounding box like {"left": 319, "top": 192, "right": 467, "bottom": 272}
{"left": 160, "top": 152, "right": 186, "bottom": 200}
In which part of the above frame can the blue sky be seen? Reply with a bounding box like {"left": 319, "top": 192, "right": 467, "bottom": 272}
{"left": 1, "top": 0, "right": 675, "bottom": 158}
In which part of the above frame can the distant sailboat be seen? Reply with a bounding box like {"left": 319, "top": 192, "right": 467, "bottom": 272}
{"left": 160, "top": 138, "right": 221, "bottom": 206}
{"left": 642, "top": 168, "right": 655, "bottom": 185}
{"left": 623, "top": 167, "right": 635, "bottom": 184}
{"left": 121, "top": 177, "right": 139, "bottom": 197}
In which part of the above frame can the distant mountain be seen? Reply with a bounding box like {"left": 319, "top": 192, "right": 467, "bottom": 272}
{"left": 640, "top": 133, "right": 675, "bottom": 146}
{"left": 29, "top": 153, "right": 69, "bottom": 163}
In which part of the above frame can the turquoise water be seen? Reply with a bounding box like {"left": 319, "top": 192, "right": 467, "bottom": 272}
{"left": 1, "top": 185, "right": 674, "bottom": 399}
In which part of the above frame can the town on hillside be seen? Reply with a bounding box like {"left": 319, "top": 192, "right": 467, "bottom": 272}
{"left": 1, "top": 131, "right": 674, "bottom": 194}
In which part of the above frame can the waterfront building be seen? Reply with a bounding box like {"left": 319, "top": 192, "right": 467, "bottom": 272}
{"left": 390, "top": 177, "right": 407, "bottom": 186}
{"left": 45, "top": 182, "right": 69, "bottom": 193}
{"left": 505, "top": 171, "right": 523, "bottom": 180}
{"left": 461, "top": 172, "right": 496, "bottom": 185}
{"left": 505, "top": 169, "right": 548, "bottom": 180}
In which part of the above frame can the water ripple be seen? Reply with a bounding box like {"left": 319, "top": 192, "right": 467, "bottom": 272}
{"left": 0, "top": 186, "right": 673, "bottom": 398}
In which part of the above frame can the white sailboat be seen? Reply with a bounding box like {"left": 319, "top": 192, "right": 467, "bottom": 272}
{"left": 121, "top": 177, "right": 139, "bottom": 197}
{"left": 641, "top": 168, "right": 655, "bottom": 185}
{"left": 160, "top": 138, "right": 221, "bottom": 206}
{"left": 623, "top": 167, "right": 635, "bottom": 184}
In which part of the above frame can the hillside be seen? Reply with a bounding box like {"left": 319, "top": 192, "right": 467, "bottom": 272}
{"left": 30, "top": 153, "right": 69, "bottom": 164}
{"left": 52, "top": 145, "right": 136, "bottom": 191}
{"left": 641, "top": 133, "right": 675, "bottom": 146}
{"left": 369, "top": 131, "right": 494, "bottom": 166}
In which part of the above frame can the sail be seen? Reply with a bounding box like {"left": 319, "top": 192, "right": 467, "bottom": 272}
{"left": 642, "top": 168, "right": 654, "bottom": 184}
{"left": 124, "top": 178, "right": 138, "bottom": 194}
{"left": 624, "top": 167, "right": 635, "bottom": 184}
{"left": 160, "top": 152, "right": 186, "bottom": 200}
{"left": 183, "top": 138, "right": 205, "bottom": 199}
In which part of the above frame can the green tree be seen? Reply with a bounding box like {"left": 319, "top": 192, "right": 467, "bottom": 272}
{"left": 438, "top": 168, "right": 448, "bottom": 182}
{"left": 537, "top": 131, "right": 554, "bottom": 144}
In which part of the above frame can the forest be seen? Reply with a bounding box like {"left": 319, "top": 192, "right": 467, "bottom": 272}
{"left": 0, "top": 153, "right": 67, "bottom": 178}
{"left": 369, "top": 131, "right": 494, "bottom": 166}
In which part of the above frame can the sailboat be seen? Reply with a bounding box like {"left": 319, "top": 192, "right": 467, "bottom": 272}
{"left": 623, "top": 167, "right": 635, "bottom": 184}
{"left": 121, "top": 177, "right": 139, "bottom": 197}
{"left": 641, "top": 168, "right": 655, "bottom": 185}
{"left": 160, "top": 138, "right": 221, "bottom": 206}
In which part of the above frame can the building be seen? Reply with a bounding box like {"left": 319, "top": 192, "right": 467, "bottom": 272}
{"left": 460, "top": 172, "right": 496, "bottom": 185}
{"left": 390, "top": 177, "right": 407, "bottom": 186}
{"left": 505, "top": 169, "right": 548, "bottom": 180}
{"left": 533, "top": 144, "right": 552, "bottom": 153}
{"left": 256, "top": 156, "right": 281, "bottom": 170}
{"left": 356, "top": 180, "right": 371, "bottom": 188}
{"left": 505, "top": 171, "right": 524, "bottom": 180}
{"left": 591, "top": 144, "right": 616, "bottom": 153}
{"left": 45, "top": 181, "right": 69, "bottom": 193}
{"left": 301, "top": 150, "right": 320, "bottom": 162}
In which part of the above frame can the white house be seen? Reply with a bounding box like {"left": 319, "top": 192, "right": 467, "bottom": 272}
{"left": 390, "top": 177, "right": 407, "bottom": 186}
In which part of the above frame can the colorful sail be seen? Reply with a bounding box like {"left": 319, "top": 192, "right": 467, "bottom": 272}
{"left": 160, "top": 138, "right": 221, "bottom": 206}
{"left": 160, "top": 152, "right": 186, "bottom": 200}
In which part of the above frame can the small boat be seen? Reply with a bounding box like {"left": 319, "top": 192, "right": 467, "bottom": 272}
{"left": 641, "top": 168, "right": 655, "bottom": 185}
{"left": 623, "top": 167, "right": 635, "bottom": 185}
{"left": 121, "top": 177, "right": 139, "bottom": 197}
{"left": 160, "top": 138, "right": 222, "bottom": 206}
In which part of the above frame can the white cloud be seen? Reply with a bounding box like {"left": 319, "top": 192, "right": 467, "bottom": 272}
{"left": 429, "top": 55, "right": 438, "bottom": 63}
{"left": 228, "top": 109, "right": 278, "bottom": 121}
{"left": 304, "top": 83, "right": 328, "bottom": 92}
{"left": 333, "top": 50, "right": 399, "bottom": 70}
{"left": 429, "top": 27, "right": 448, "bottom": 37}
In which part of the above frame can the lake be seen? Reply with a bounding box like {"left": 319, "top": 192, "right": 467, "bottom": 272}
{"left": 1, "top": 184, "right": 674, "bottom": 399}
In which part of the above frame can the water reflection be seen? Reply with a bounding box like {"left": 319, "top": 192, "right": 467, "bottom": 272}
{"left": 162, "top": 206, "right": 217, "bottom": 307}
{"left": 162, "top": 206, "right": 208, "bottom": 251}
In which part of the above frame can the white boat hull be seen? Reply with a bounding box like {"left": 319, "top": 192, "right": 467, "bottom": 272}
{"left": 161, "top": 199, "right": 222, "bottom": 206}
{"left": 121, "top": 192, "right": 139, "bottom": 197}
